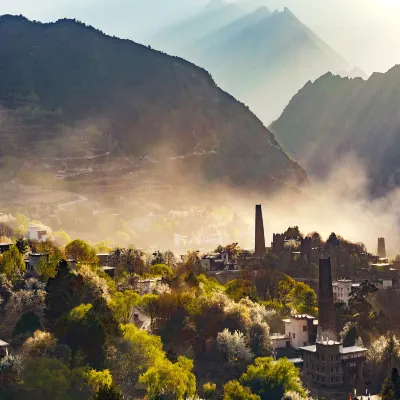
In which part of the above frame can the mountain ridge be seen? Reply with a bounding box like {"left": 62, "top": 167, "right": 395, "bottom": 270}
{"left": 151, "top": 5, "right": 361, "bottom": 125}
{"left": 270, "top": 65, "right": 400, "bottom": 193}
{"left": 0, "top": 14, "right": 307, "bottom": 195}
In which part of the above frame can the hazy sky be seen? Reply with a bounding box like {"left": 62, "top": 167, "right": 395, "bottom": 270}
{"left": 1, "top": 0, "right": 400, "bottom": 74}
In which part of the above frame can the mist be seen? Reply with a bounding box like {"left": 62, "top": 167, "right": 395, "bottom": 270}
{"left": 2, "top": 0, "right": 400, "bottom": 74}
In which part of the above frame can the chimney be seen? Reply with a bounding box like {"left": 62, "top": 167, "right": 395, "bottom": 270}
{"left": 378, "top": 237, "right": 386, "bottom": 258}
{"left": 255, "top": 205, "right": 266, "bottom": 258}
{"left": 317, "top": 258, "right": 336, "bottom": 342}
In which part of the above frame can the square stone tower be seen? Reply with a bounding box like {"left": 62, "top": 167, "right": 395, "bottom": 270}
{"left": 255, "top": 205, "right": 266, "bottom": 258}
{"left": 317, "top": 257, "right": 336, "bottom": 342}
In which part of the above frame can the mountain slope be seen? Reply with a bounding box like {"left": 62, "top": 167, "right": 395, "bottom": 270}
{"left": 0, "top": 15, "right": 307, "bottom": 194}
{"left": 151, "top": 1, "right": 246, "bottom": 56}
{"left": 152, "top": 5, "right": 359, "bottom": 125}
{"left": 270, "top": 66, "right": 400, "bottom": 192}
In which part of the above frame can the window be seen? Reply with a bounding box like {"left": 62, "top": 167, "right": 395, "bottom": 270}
{"left": 331, "top": 368, "right": 334, "bottom": 374}
{"left": 321, "top": 356, "right": 325, "bottom": 362}
{"left": 293, "top": 333, "right": 296, "bottom": 339}
{"left": 306, "top": 362, "right": 309, "bottom": 368}
{"left": 317, "top": 366, "right": 319, "bottom": 372}
{"left": 322, "top": 366, "right": 325, "bottom": 373}
{"left": 331, "top": 378, "right": 334, "bottom": 384}
{"left": 317, "top": 376, "right": 320, "bottom": 382}
{"left": 336, "top": 355, "right": 340, "bottom": 361}
{"left": 303, "top": 325, "right": 307, "bottom": 332}
{"left": 304, "top": 342, "right": 307, "bottom": 346}
{"left": 335, "top": 377, "right": 339, "bottom": 383}
{"left": 322, "top": 377, "right": 325, "bottom": 383}
{"left": 336, "top": 367, "right": 339, "bottom": 373}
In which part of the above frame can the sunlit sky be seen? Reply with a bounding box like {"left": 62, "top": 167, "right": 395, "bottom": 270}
{"left": 1, "top": 0, "right": 400, "bottom": 74}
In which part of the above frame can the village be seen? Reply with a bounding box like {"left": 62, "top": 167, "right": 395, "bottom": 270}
{"left": 0, "top": 204, "right": 398, "bottom": 399}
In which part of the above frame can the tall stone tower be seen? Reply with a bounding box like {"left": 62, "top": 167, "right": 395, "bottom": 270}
{"left": 317, "top": 257, "right": 336, "bottom": 342}
{"left": 255, "top": 205, "right": 266, "bottom": 258}
{"left": 378, "top": 237, "right": 386, "bottom": 258}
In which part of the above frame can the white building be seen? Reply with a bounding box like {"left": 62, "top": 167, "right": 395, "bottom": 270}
{"left": 28, "top": 225, "right": 48, "bottom": 242}
{"left": 377, "top": 278, "right": 392, "bottom": 289}
{"left": 271, "top": 315, "right": 318, "bottom": 350}
{"left": 283, "top": 315, "right": 317, "bottom": 349}
{"left": 333, "top": 279, "right": 353, "bottom": 304}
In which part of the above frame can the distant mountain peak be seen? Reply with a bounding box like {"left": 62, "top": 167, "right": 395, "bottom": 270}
{"left": 206, "top": 0, "right": 227, "bottom": 10}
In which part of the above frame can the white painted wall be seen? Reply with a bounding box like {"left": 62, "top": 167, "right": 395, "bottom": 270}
{"left": 284, "top": 318, "right": 309, "bottom": 349}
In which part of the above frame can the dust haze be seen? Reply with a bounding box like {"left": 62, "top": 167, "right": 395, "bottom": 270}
{"left": 0, "top": 109, "right": 399, "bottom": 257}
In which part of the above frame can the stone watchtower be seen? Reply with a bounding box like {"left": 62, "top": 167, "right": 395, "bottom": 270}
{"left": 378, "top": 237, "right": 386, "bottom": 258}
{"left": 317, "top": 258, "right": 336, "bottom": 342}
{"left": 300, "top": 237, "right": 312, "bottom": 265}
{"left": 255, "top": 205, "right": 266, "bottom": 258}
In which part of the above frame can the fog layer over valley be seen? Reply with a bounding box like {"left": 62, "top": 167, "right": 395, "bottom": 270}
{"left": 0, "top": 15, "right": 398, "bottom": 256}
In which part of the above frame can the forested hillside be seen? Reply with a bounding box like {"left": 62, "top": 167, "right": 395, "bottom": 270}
{"left": 271, "top": 66, "right": 400, "bottom": 193}
{"left": 0, "top": 15, "right": 306, "bottom": 192}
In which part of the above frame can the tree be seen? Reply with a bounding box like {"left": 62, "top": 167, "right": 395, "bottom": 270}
{"left": 108, "top": 290, "right": 141, "bottom": 324}
{"left": 56, "top": 299, "right": 121, "bottom": 369}
{"left": 0, "top": 245, "right": 25, "bottom": 282}
{"left": 94, "top": 385, "right": 124, "bottom": 400}
{"left": 284, "top": 227, "right": 302, "bottom": 240}
{"left": 109, "top": 323, "right": 165, "bottom": 396}
{"left": 65, "top": 239, "right": 96, "bottom": 263}
{"left": 22, "top": 358, "right": 72, "bottom": 399}
{"left": 223, "top": 380, "right": 260, "bottom": 400}
{"left": 382, "top": 377, "right": 396, "bottom": 400}
{"left": 216, "top": 329, "right": 254, "bottom": 363}
{"left": 342, "top": 325, "right": 358, "bottom": 347}
{"left": 150, "top": 263, "right": 174, "bottom": 278}
{"left": 139, "top": 356, "right": 196, "bottom": 400}
{"left": 109, "top": 247, "right": 145, "bottom": 275}
{"left": 12, "top": 311, "right": 41, "bottom": 338}
{"left": 240, "top": 357, "right": 306, "bottom": 400}
{"left": 163, "top": 250, "right": 176, "bottom": 268}
{"left": 53, "top": 230, "right": 72, "bottom": 247}
{"left": 141, "top": 294, "right": 159, "bottom": 327}
{"left": 203, "top": 382, "right": 217, "bottom": 400}
{"left": 226, "top": 279, "right": 257, "bottom": 302}
{"left": 277, "top": 275, "right": 296, "bottom": 304}
{"left": 291, "top": 282, "right": 317, "bottom": 316}
{"left": 348, "top": 280, "right": 378, "bottom": 328}
{"left": 16, "top": 238, "right": 29, "bottom": 255}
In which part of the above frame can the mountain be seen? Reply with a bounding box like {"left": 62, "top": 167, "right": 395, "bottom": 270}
{"left": 0, "top": 14, "right": 307, "bottom": 198}
{"left": 151, "top": 5, "right": 361, "bottom": 125}
{"left": 270, "top": 66, "right": 400, "bottom": 193}
{"left": 151, "top": 1, "right": 247, "bottom": 56}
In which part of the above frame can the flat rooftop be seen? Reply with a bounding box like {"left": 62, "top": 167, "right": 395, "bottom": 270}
{"left": 299, "top": 344, "right": 367, "bottom": 354}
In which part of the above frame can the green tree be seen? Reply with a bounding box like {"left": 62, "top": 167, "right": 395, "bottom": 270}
{"left": 16, "top": 238, "right": 29, "bottom": 255}
{"left": 0, "top": 245, "right": 25, "bottom": 282}
{"left": 22, "top": 358, "right": 71, "bottom": 400}
{"left": 108, "top": 290, "right": 141, "bottom": 324}
{"left": 12, "top": 311, "right": 41, "bottom": 338}
{"left": 53, "top": 230, "right": 72, "bottom": 247}
{"left": 382, "top": 376, "right": 396, "bottom": 400}
{"left": 139, "top": 356, "right": 196, "bottom": 400}
{"left": 109, "top": 324, "right": 165, "bottom": 396}
{"left": 240, "top": 357, "right": 306, "bottom": 400}
{"left": 291, "top": 282, "right": 317, "bottom": 316}
{"left": 284, "top": 227, "right": 302, "bottom": 240}
{"left": 150, "top": 263, "right": 174, "bottom": 278}
{"left": 226, "top": 279, "right": 257, "bottom": 302}
{"left": 65, "top": 239, "right": 96, "bottom": 263}
{"left": 141, "top": 294, "right": 159, "bottom": 327}
{"left": 56, "top": 299, "right": 121, "bottom": 369}
{"left": 277, "top": 275, "right": 296, "bottom": 304}
{"left": 348, "top": 280, "right": 378, "bottom": 328}
{"left": 223, "top": 380, "right": 260, "bottom": 400}
{"left": 94, "top": 385, "right": 124, "bottom": 400}
{"left": 203, "top": 382, "right": 217, "bottom": 400}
